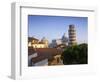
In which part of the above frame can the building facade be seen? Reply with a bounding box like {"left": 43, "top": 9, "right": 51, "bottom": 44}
{"left": 28, "top": 37, "right": 49, "bottom": 48}
{"left": 49, "top": 33, "right": 68, "bottom": 48}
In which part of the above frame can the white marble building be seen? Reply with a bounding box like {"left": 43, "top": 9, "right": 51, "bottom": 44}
{"left": 49, "top": 33, "right": 68, "bottom": 48}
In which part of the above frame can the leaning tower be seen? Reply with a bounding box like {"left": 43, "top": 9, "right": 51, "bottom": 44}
{"left": 68, "top": 24, "right": 77, "bottom": 46}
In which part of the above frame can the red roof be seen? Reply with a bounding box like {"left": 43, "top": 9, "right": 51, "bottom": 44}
{"left": 28, "top": 48, "right": 63, "bottom": 63}
{"left": 28, "top": 47, "right": 36, "bottom": 55}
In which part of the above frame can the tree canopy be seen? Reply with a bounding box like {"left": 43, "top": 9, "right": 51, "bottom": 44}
{"left": 61, "top": 43, "right": 88, "bottom": 65}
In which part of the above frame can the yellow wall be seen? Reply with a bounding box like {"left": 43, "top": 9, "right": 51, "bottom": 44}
{"left": 32, "top": 44, "right": 48, "bottom": 48}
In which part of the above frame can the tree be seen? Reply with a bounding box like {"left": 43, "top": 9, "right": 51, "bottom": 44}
{"left": 61, "top": 43, "right": 88, "bottom": 65}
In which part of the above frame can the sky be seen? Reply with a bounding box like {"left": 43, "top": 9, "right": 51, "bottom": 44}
{"left": 28, "top": 15, "right": 88, "bottom": 44}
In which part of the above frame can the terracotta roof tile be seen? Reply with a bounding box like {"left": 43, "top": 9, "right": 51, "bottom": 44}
{"left": 30, "top": 48, "right": 63, "bottom": 63}
{"left": 28, "top": 47, "right": 36, "bottom": 55}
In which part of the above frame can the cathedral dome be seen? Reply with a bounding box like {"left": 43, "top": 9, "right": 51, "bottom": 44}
{"left": 62, "top": 33, "right": 68, "bottom": 43}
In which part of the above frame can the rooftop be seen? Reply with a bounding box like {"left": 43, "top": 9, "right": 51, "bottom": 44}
{"left": 28, "top": 48, "right": 63, "bottom": 63}
{"left": 28, "top": 37, "right": 39, "bottom": 42}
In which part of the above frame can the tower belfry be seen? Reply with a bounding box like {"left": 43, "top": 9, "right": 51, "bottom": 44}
{"left": 68, "top": 24, "right": 77, "bottom": 46}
